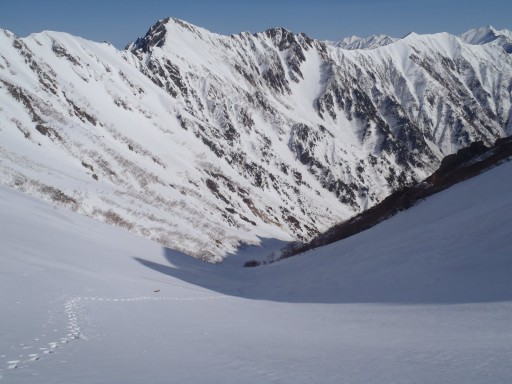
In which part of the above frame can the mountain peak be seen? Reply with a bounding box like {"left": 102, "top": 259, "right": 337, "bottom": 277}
{"left": 259, "top": 27, "right": 316, "bottom": 53}
{"left": 334, "top": 33, "right": 397, "bottom": 50}
{"left": 127, "top": 17, "right": 170, "bottom": 52}
{"left": 460, "top": 25, "right": 512, "bottom": 53}
{"left": 127, "top": 17, "right": 207, "bottom": 52}
{"left": 263, "top": 27, "right": 296, "bottom": 44}
{"left": 461, "top": 25, "right": 499, "bottom": 45}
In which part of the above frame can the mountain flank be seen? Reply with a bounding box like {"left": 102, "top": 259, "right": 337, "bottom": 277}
{"left": 278, "top": 135, "right": 512, "bottom": 261}
{"left": 0, "top": 19, "right": 511, "bottom": 260}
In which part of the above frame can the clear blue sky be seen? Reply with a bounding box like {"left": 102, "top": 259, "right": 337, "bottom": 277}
{"left": 1, "top": 0, "right": 511, "bottom": 49}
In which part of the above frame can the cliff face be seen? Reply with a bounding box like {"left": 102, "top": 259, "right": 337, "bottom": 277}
{"left": 281, "top": 136, "right": 512, "bottom": 259}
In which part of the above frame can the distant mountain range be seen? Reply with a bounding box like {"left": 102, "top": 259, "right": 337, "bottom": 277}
{"left": 326, "top": 34, "right": 397, "bottom": 50}
{"left": 460, "top": 25, "right": 512, "bottom": 53}
{"left": 1, "top": 19, "right": 511, "bottom": 261}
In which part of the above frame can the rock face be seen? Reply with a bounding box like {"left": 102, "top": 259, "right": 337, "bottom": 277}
{"left": 280, "top": 136, "right": 512, "bottom": 259}
{"left": 0, "top": 20, "right": 511, "bottom": 261}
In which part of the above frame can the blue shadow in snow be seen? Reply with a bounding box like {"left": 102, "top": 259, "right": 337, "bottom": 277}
{"left": 134, "top": 238, "right": 512, "bottom": 305}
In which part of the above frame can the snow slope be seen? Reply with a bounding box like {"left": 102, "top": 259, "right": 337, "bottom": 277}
{"left": 1, "top": 158, "right": 511, "bottom": 383}
{"left": 1, "top": 21, "right": 512, "bottom": 260}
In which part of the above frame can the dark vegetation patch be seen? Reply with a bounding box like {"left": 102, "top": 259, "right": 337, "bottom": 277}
{"left": 278, "top": 136, "right": 512, "bottom": 260}
{"left": 38, "top": 185, "right": 78, "bottom": 208}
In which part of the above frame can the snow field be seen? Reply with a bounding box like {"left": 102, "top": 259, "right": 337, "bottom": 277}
{"left": 1, "top": 159, "right": 512, "bottom": 382}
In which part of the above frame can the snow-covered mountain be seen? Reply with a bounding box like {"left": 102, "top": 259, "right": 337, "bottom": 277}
{"left": 1, "top": 19, "right": 511, "bottom": 260}
{"left": 329, "top": 34, "right": 397, "bottom": 49}
{"left": 460, "top": 25, "right": 512, "bottom": 53}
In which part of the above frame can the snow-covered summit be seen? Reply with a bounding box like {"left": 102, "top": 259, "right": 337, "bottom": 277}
{"left": 331, "top": 34, "right": 397, "bottom": 50}
{"left": 126, "top": 17, "right": 218, "bottom": 52}
{"left": 460, "top": 25, "right": 512, "bottom": 53}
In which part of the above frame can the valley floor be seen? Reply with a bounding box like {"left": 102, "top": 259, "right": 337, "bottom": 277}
{"left": 1, "top": 161, "right": 512, "bottom": 383}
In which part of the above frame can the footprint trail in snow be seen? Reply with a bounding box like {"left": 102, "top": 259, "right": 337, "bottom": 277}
{"left": 1, "top": 294, "right": 225, "bottom": 379}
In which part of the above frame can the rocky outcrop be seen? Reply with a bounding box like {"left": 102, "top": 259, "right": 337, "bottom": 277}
{"left": 281, "top": 136, "right": 512, "bottom": 259}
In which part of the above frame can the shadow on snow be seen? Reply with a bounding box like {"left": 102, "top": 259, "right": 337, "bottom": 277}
{"left": 133, "top": 237, "right": 512, "bottom": 305}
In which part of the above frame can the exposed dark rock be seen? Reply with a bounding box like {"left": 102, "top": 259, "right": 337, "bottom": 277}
{"left": 280, "top": 136, "right": 512, "bottom": 260}
{"left": 38, "top": 185, "right": 78, "bottom": 208}
{"left": 52, "top": 42, "right": 81, "bottom": 66}
{"left": 129, "top": 18, "right": 170, "bottom": 52}
{"left": 205, "top": 178, "right": 230, "bottom": 205}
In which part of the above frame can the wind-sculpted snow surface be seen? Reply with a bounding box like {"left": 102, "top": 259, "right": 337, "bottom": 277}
{"left": 0, "top": 20, "right": 511, "bottom": 260}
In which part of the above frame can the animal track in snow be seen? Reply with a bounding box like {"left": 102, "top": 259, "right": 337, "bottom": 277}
{"left": 1, "top": 294, "right": 225, "bottom": 377}
{"left": 62, "top": 295, "right": 224, "bottom": 341}
{"left": 7, "top": 361, "right": 19, "bottom": 370}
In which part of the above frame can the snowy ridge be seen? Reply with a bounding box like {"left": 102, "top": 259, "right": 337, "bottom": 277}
{"left": 329, "top": 34, "right": 397, "bottom": 50}
{"left": 1, "top": 20, "right": 512, "bottom": 260}
{"left": 460, "top": 25, "right": 512, "bottom": 53}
